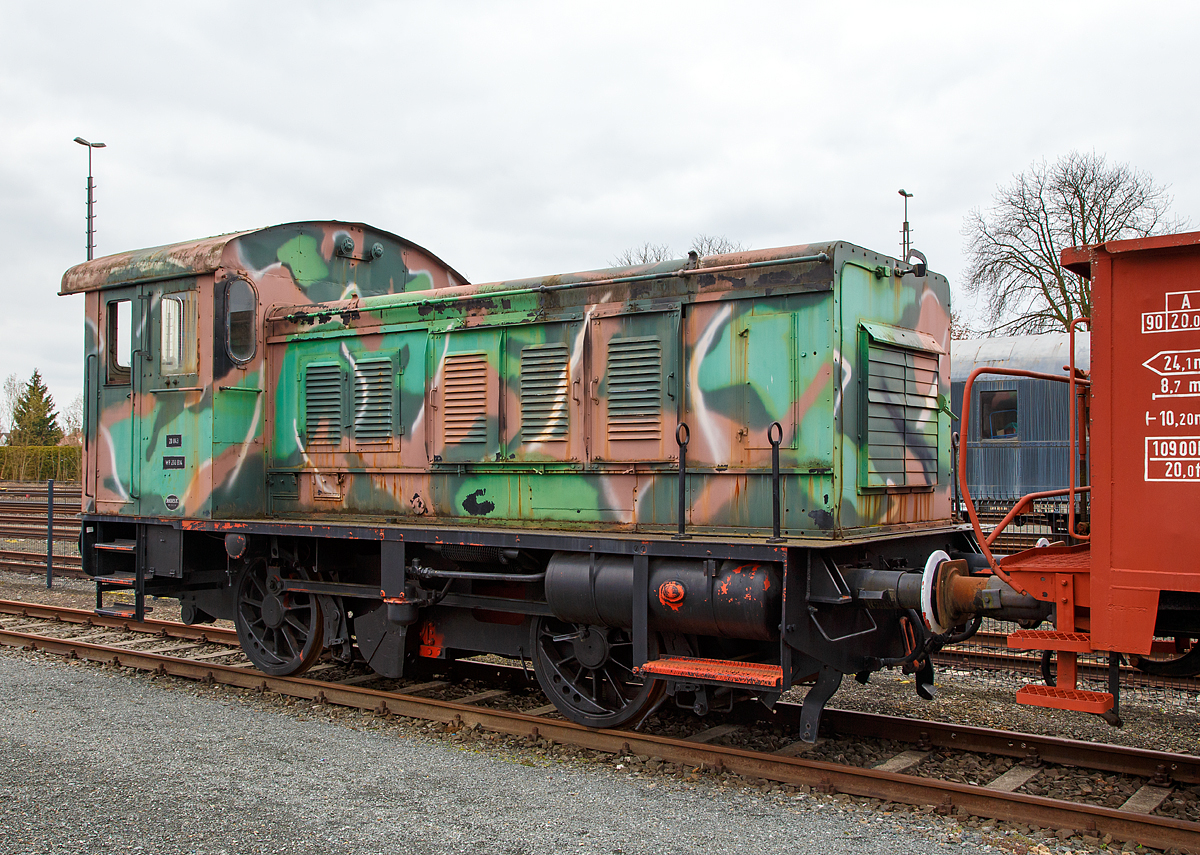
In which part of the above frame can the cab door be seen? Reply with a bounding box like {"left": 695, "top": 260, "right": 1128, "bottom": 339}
{"left": 137, "top": 280, "right": 203, "bottom": 517}
{"left": 94, "top": 287, "right": 140, "bottom": 513}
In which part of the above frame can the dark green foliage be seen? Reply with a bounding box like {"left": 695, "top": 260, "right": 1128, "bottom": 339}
{"left": 0, "top": 446, "right": 80, "bottom": 481}
{"left": 9, "top": 370, "right": 64, "bottom": 447}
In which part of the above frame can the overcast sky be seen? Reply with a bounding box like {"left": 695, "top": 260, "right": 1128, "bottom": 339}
{"left": 3, "top": 1, "right": 1198, "bottom": 412}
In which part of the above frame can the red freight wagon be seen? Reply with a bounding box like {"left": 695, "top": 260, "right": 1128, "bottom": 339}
{"left": 959, "top": 231, "right": 1200, "bottom": 718}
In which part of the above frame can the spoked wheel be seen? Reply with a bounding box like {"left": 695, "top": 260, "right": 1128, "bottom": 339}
{"left": 234, "top": 558, "right": 324, "bottom": 676}
{"left": 530, "top": 617, "right": 663, "bottom": 729}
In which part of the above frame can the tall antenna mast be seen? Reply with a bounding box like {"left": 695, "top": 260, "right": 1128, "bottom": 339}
{"left": 898, "top": 189, "right": 913, "bottom": 258}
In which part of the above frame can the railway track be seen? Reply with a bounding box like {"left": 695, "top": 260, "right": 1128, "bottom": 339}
{"left": 0, "top": 482, "right": 83, "bottom": 575}
{"left": 937, "top": 631, "right": 1200, "bottom": 694}
{"left": 1, "top": 599, "right": 1197, "bottom": 852}
{"left": 0, "top": 549, "right": 82, "bottom": 574}
{"left": 0, "top": 485, "right": 82, "bottom": 542}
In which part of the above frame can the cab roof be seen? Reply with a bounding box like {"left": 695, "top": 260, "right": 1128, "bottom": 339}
{"left": 59, "top": 221, "right": 467, "bottom": 295}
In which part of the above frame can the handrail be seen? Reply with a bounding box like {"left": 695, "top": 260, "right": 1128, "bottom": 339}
{"left": 957, "top": 365, "right": 1092, "bottom": 591}
{"left": 1068, "top": 318, "right": 1092, "bottom": 540}
{"left": 982, "top": 486, "right": 1091, "bottom": 549}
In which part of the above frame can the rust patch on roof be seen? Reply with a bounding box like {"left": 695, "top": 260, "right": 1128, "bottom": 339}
{"left": 60, "top": 230, "right": 254, "bottom": 294}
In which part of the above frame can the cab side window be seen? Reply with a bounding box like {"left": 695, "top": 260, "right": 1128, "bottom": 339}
{"left": 106, "top": 299, "right": 132, "bottom": 384}
{"left": 226, "top": 279, "right": 257, "bottom": 364}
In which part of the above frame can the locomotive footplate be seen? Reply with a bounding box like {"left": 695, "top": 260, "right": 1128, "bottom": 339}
{"left": 635, "top": 657, "right": 785, "bottom": 689}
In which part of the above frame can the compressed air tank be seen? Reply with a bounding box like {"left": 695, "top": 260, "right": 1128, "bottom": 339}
{"left": 544, "top": 552, "right": 781, "bottom": 641}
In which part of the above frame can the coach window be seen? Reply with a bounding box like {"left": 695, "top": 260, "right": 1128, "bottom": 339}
{"left": 980, "top": 389, "right": 1018, "bottom": 439}
{"left": 106, "top": 299, "right": 132, "bottom": 384}
{"left": 226, "top": 278, "right": 257, "bottom": 364}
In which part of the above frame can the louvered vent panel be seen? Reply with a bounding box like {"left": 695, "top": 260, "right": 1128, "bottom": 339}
{"left": 520, "top": 344, "right": 569, "bottom": 441}
{"left": 607, "top": 337, "right": 662, "bottom": 441}
{"left": 305, "top": 364, "right": 343, "bottom": 444}
{"left": 444, "top": 353, "right": 488, "bottom": 443}
{"left": 866, "top": 342, "right": 939, "bottom": 487}
{"left": 353, "top": 359, "right": 393, "bottom": 442}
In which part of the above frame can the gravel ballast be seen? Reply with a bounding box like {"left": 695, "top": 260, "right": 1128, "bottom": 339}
{"left": 0, "top": 649, "right": 994, "bottom": 855}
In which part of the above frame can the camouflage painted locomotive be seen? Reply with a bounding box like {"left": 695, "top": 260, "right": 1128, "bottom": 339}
{"left": 62, "top": 221, "right": 1039, "bottom": 736}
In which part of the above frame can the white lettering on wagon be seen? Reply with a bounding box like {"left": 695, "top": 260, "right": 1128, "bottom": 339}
{"left": 1142, "top": 291, "right": 1200, "bottom": 334}
{"left": 1145, "top": 435, "right": 1200, "bottom": 481}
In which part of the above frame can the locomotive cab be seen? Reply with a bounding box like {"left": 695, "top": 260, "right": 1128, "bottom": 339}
{"left": 63, "top": 222, "right": 466, "bottom": 595}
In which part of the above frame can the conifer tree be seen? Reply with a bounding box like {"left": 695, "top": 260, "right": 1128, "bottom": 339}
{"left": 9, "top": 370, "right": 63, "bottom": 446}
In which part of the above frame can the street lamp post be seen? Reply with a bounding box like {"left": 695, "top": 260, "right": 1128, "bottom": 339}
{"left": 74, "top": 136, "right": 106, "bottom": 260}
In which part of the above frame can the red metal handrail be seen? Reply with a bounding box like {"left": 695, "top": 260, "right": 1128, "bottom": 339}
{"left": 1067, "top": 318, "right": 1091, "bottom": 541}
{"left": 957, "top": 364, "right": 1091, "bottom": 591}
{"left": 980, "top": 486, "right": 1091, "bottom": 549}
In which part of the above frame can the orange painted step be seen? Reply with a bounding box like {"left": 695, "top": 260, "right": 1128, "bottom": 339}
{"left": 999, "top": 545, "right": 1090, "bottom": 572}
{"left": 636, "top": 657, "right": 783, "bottom": 689}
{"left": 93, "top": 540, "right": 137, "bottom": 553}
{"left": 1008, "top": 629, "right": 1094, "bottom": 653}
{"left": 1016, "top": 683, "right": 1113, "bottom": 714}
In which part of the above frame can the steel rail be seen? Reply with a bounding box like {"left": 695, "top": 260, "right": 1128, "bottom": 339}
{"left": 0, "top": 486, "right": 82, "bottom": 498}
{"left": 0, "top": 525, "right": 81, "bottom": 539}
{"left": 0, "top": 621, "right": 1197, "bottom": 850}
{"left": 0, "top": 550, "right": 82, "bottom": 568}
{"left": 933, "top": 646, "right": 1200, "bottom": 693}
{"left": 0, "top": 599, "right": 238, "bottom": 644}
{"left": 818, "top": 707, "right": 1200, "bottom": 785}
{"left": 0, "top": 556, "right": 85, "bottom": 579}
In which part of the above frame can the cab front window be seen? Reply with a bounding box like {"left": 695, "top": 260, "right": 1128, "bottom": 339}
{"left": 160, "top": 293, "right": 197, "bottom": 374}
{"left": 106, "top": 299, "right": 132, "bottom": 384}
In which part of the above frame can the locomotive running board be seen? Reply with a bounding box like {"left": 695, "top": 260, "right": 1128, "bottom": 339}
{"left": 636, "top": 656, "right": 784, "bottom": 689}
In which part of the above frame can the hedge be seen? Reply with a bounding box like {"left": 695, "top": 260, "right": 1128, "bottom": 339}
{"left": 0, "top": 446, "right": 82, "bottom": 482}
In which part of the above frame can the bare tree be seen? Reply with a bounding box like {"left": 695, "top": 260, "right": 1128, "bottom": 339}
{"left": 610, "top": 242, "right": 674, "bottom": 267}
{"left": 963, "top": 151, "right": 1187, "bottom": 334}
{"left": 689, "top": 234, "right": 746, "bottom": 257}
{"left": 0, "top": 372, "right": 21, "bottom": 440}
{"left": 61, "top": 393, "right": 84, "bottom": 446}
{"left": 949, "top": 308, "right": 977, "bottom": 341}
{"left": 610, "top": 235, "right": 746, "bottom": 268}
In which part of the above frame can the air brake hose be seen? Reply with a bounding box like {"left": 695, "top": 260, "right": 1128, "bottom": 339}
{"left": 878, "top": 609, "right": 932, "bottom": 669}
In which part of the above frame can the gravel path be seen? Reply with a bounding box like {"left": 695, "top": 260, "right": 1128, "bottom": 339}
{"left": 0, "top": 649, "right": 991, "bottom": 855}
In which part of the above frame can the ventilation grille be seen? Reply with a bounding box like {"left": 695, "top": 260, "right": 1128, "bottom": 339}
{"left": 520, "top": 344, "right": 570, "bottom": 441}
{"left": 305, "top": 364, "right": 342, "bottom": 444}
{"left": 444, "top": 352, "right": 488, "bottom": 443}
{"left": 866, "top": 342, "right": 939, "bottom": 487}
{"left": 606, "top": 337, "right": 662, "bottom": 441}
{"left": 353, "top": 359, "right": 393, "bottom": 442}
